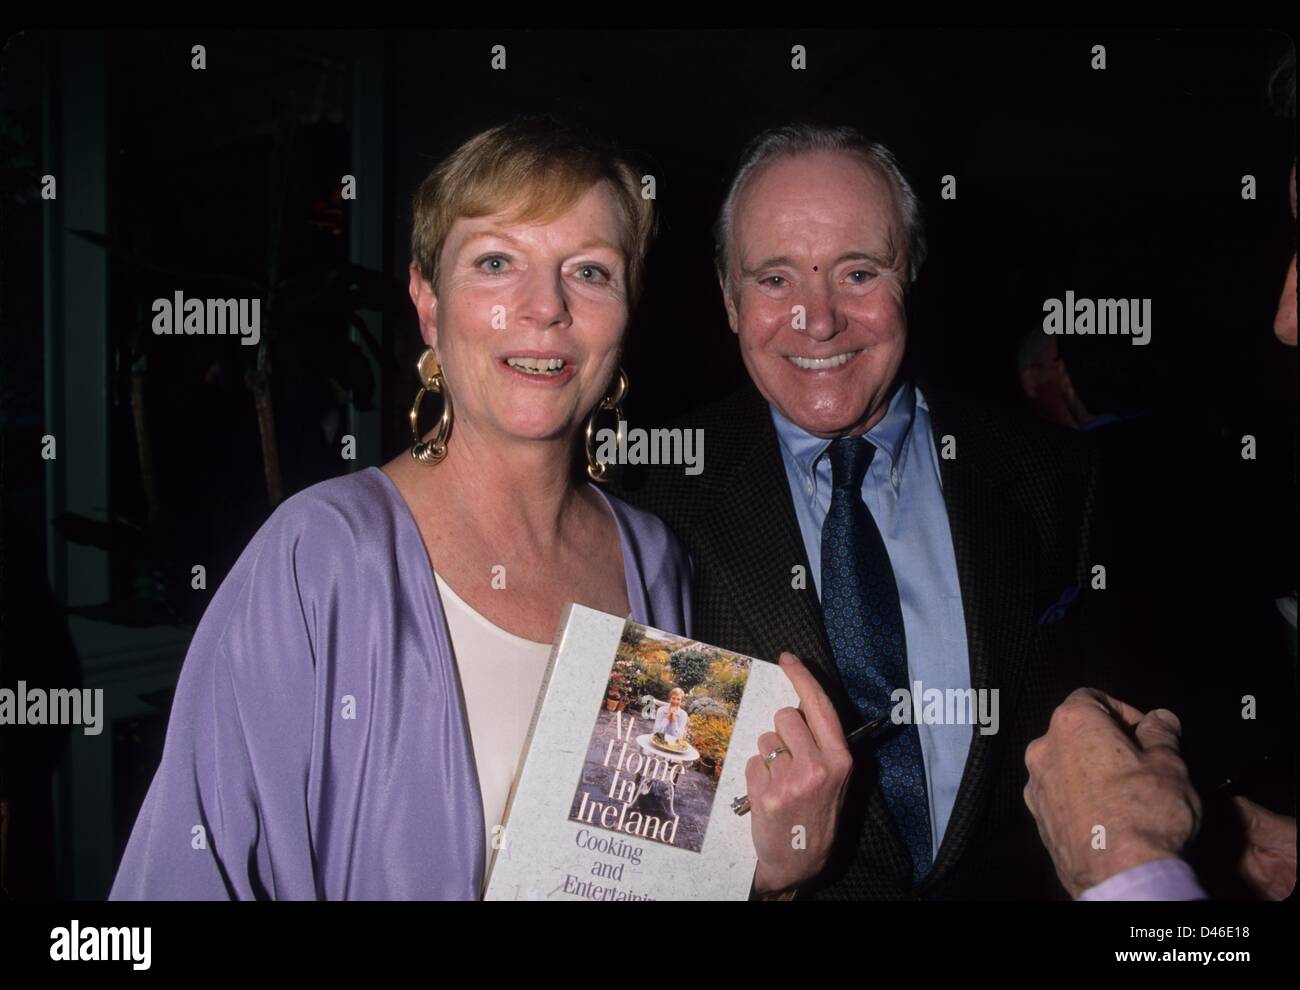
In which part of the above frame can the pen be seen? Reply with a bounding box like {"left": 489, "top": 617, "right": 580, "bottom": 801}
{"left": 730, "top": 713, "right": 893, "bottom": 816}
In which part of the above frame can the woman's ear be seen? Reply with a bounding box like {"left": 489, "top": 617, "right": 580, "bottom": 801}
{"left": 408, "top": 261, "right": 439, "bottom": 351}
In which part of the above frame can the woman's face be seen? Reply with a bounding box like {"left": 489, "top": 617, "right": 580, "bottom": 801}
{"left": 410, "top": 181, "right": 630, "bottom": 449}
{"left": 669, "top": 689, "right": 684, "bottom": 709}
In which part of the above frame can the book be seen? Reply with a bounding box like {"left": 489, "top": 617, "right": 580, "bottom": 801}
{"left": 483, "top": 604, "right": 800, "bottom": 901}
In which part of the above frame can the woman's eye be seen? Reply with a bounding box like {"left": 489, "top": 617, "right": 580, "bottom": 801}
{"left": 476, "top": 254, "right": 510, "bottom": 274}
{"left": 576, "top": 264, "right": 611, "bottom": 283}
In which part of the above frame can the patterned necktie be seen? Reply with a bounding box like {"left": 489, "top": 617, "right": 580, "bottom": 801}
{"left": 819, "top": 435, "right": 933, "bottom": 884}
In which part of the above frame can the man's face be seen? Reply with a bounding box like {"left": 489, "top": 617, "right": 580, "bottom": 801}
{"left": 722, "top": 150, "right": 910, "bottom": 438}
{"left": 1274, "top": 162, "right": 1297, "bottom": 348}
{"left": 1020, "top": 337, "right": 1079, "bottom": 430}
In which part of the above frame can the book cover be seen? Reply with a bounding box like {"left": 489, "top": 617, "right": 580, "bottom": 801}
{"left": 483, "top": 604, "right": 800, "bottom": 901}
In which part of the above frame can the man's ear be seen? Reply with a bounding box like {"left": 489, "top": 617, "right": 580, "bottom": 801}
{"left": 1019, "top": 369, "right": 1038, "bottom": 401}
{"left": 717, "top": 270, "right": 740, "bottom": 336}
{"left": 408, "top": 261, "right": 439, "bottom": 351}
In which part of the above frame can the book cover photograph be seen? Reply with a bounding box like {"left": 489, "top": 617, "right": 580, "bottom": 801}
{"left": 568, "top": 621, "right": 747, "bottom": 854}
{"left": 484, "top": 605, "right": 800, "bottom": 901}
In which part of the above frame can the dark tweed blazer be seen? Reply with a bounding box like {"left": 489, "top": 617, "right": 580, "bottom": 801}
{"left": 613, "top": 378, "right": 1099, "bottom": 900}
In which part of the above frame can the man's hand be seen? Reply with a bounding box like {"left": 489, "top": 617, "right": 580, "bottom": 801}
{"left": 1023, "top": 687, "right": 1202, "bottom": 899}
{"left": 1232, "top": 796, "right": 1297, "bottom": 900}
{"left": 747, "top": 652, "right": 853, "bottom": 897}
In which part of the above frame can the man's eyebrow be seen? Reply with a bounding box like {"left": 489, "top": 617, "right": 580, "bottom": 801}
{"left": 740, "top": 249, "right": 895, "bottom": 277}
{"left": 833, "top": 250, "right": 894, "bottom": 268}
{"left": 741, "top": 255, "right": 795, "bottom": 276}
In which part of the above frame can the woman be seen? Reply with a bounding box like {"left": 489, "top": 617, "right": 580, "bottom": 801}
{"left": 653, "top": 687, "right": 689, "bottom": 741}
{"left": 109, "top": 116, "right": 692, "bottom": 900}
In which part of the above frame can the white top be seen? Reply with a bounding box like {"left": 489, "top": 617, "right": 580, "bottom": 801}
{"left": 433, "top": 572, "right": 553, "bottom": 891}
{"left": 652, "top": 704, "right": 689, "bottom": 739}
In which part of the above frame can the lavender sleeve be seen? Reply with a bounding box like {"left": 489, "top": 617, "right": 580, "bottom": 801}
{"left": 110, "top": 470, "right": 485, "bottom": 901}
{"left": 1078, "top": 859, "right": 1208, "bottom": 901}
{"left": 109, "top": 493, "right": 329, "bottom": 899}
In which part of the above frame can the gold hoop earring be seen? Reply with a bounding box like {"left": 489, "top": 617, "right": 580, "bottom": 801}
{"left": 410, "top": 347, "right": 453, "bottom": 465}
{"left": 584, "top": 367, "right": 629, "bottom": 483}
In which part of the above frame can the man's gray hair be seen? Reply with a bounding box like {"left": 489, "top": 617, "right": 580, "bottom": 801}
{"left": 713, "top": 123, "right": 928, "bottom": 294}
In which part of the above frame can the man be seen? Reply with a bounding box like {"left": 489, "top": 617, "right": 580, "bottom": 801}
{"left": 1024, "top": 53, "right": 1297, "bottom": 900}
{"left": 618, "top": 124, "right": 1098, "bottom": 899}
{"left": 1017, "top": 331, "right": 1087, "bottom": 431}
{"left": 1017, "top": 327, "right": 1151, "bottom": 434}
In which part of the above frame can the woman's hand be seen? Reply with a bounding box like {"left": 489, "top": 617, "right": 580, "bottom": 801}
{"left": 746, "top": 652, "right": 853, "bottom": 896}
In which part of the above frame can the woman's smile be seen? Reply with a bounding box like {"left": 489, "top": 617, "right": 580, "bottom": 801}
{"left": 497, "top": 352, "right": 579, "bottom": 385}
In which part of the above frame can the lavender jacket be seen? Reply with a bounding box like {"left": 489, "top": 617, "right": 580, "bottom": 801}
{"left": 109, "top": 467, "right": 693, "bottom": 900}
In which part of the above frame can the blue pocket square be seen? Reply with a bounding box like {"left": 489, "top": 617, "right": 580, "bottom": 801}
{"left": 1037, "top": 585, "right": 1081, "bottom": 625}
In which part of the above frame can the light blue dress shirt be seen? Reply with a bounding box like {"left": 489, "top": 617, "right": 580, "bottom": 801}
{"left": 770, "top": 382, "right": 972, "bottom": 856}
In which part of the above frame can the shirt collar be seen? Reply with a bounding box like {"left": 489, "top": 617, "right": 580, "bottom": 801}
{"left": 770, "top": 381, "right": 917, "bottom": 494}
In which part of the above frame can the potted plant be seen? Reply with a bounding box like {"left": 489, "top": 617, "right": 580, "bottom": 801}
{"left": 689, "top": 712, "right": 731, "bottom": 779}
{"left": 606, "top": 673, "right": 625, "bottom": 712}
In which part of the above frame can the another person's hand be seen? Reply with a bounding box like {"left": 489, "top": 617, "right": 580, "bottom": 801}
{"left": 1232, "top": 796, "right": 1297, "bottom": 900}
{"left": 1023, "top": 688, "right": 1202, "bottom": 898}
{"left": 747, "top": 652, "right": 853, "bottom": 897}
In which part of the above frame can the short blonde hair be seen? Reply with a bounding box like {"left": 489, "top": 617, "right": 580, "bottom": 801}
{"left": 411, "top": 116, "right": 656, "bottom": 307}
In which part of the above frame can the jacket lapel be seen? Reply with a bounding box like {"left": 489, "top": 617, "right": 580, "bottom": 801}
{"left": 694, "top": 386, "right": 840, "bottom": 687}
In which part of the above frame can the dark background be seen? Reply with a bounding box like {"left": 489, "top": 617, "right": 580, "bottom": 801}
{"left": 0, "top": 28, "right": 1295, "bottom": 899}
